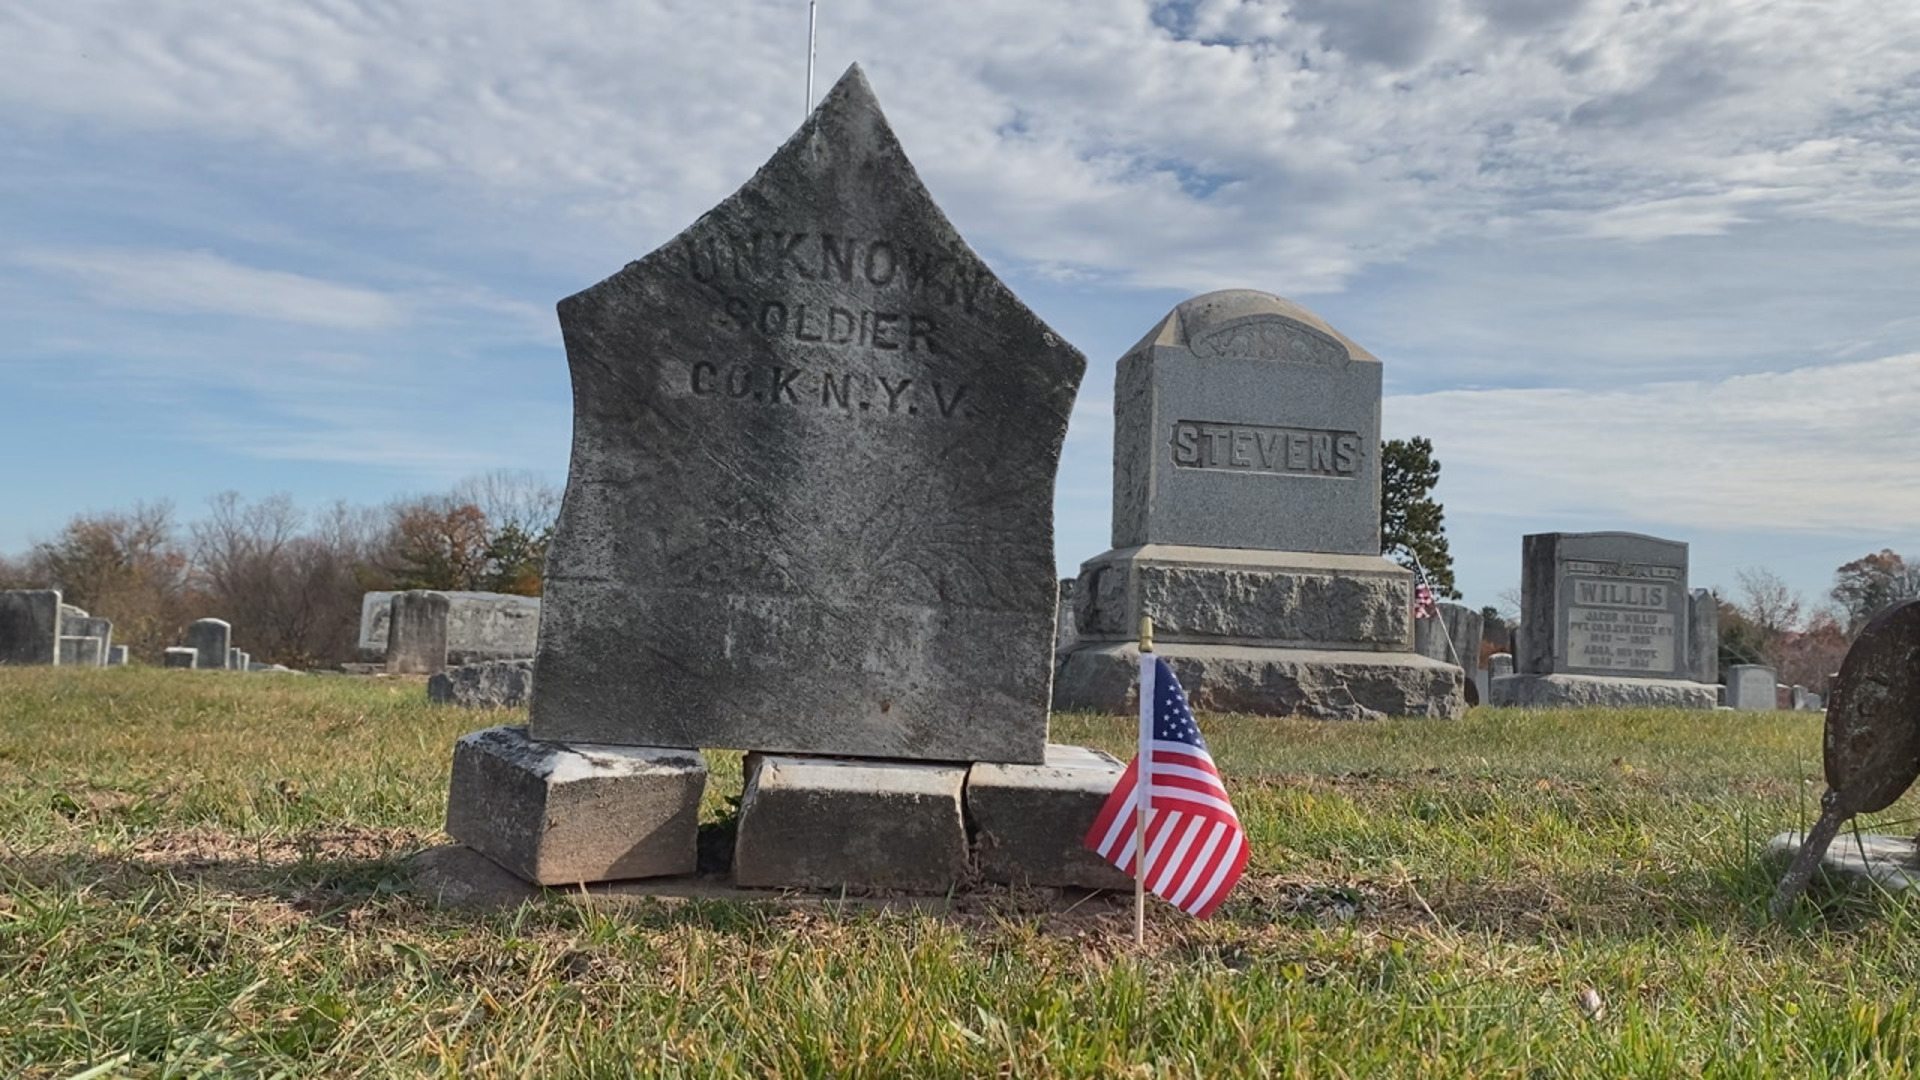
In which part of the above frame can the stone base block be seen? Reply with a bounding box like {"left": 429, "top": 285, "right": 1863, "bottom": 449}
{"left": 1489, "top": 673, "right": 1719, "bottom": 709}
{"left": 734, "top": 755, "right": 968, "bottom": 892}
{"left": 967, "top": 745, "right": 1134, "bottom": 890}
{"left": 1054, "top": 641, "right": 1463, "bottom": 720}
{"left": 444, "top": 724, "right": 704, "bottom": 886}
{"left": 1768, "top": 831, "right": 1920, "bottom": 892}
{"left": 429, "top": 660, "right": 535, "bottom": 708}
{"left": 1073, "top": 544, "right": 1413, "bottom": 651}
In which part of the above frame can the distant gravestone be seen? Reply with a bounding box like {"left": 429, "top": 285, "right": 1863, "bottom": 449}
{"left": 107, "top": 644, "right": 129, "bottom": 666}
{"left": 162, "top": 647, "right": 197, "bottom": 669}
{"left": 386, "top": 592, "right": 451, "bottom": 675}
{"left": 1495, "top": 532, "right": 1716, "bottom": 709}
{"left": 1726, "top": 664, "right": 1777, "bottom": 710}
{"left": 58, "top": 637, "right": 103, "bottom": 666}
{"left": 0, "top": 590, "right": 62, "bottom": 666}
{"left": 1415, "top": 603, "right": 1483, "bottom": 670}
{"left": 1688, "top": 589, "right": 1718, "bottom": 685}
{"left": 1052, "top": 290, "right": 1461, "bottom": 720}
{"left": 61, "top": 613, "right": 112, "bottom": 666}
{"left": 524, "top": 66, "right": 1084, "bottom": 764}
{"left": 186, "top": 619, "right": 231, "bottom": 671}
{"left": 359, "top": 590, "right": 541, "bottom": 662}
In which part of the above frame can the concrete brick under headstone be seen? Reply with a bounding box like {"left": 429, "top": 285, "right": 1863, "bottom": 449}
{"left": 526, "top": 67, "right": 1083, "bottom": 764}
{"left": 162, "top": 647, "right": 197, "bottom": 669}
{"left": 186, "top": 619, "right": 232, "bottom": 671}
{"left": 732, "top": 754, "right": 970, "bottom": 892}
{"left": 967, "top": 745, "right": 1134, "bottom": 890}
{"left": 0, "top": 590, "right": 62, "bottom": 666}
{"left": 444, "top": 725, "right": 704, "bottom": 886}
{"left": 386, "top": 591, "right": 451, "bottom": 675}
{"left": 360, "top": 590, "right": 542, "bottom": 663}
{"left": 1054, "top": 291, "right": 1461, "bottom": 720}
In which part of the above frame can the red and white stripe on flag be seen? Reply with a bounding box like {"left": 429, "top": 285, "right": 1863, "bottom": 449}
{"left": 1082, "top": 657, "right": 1250, "bottom": 919}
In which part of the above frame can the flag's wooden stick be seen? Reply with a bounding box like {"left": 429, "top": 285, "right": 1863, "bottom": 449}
{"left": 1136, "top": 615, "right": 1154, "bottom": 949}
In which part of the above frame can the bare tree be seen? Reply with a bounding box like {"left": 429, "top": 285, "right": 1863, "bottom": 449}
{"left": 26, "top": 502, "right": 192, "bottom": 659}
{"left": 1734, "top": 567, "right": 1803, "bottom": 670}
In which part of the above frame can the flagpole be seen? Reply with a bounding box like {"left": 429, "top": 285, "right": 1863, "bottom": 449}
{"left": 804, "top": 0, "right": 818, "bottom": 117}
{"left": 1136, "top": 615, "right": 1154, "bottom": 949}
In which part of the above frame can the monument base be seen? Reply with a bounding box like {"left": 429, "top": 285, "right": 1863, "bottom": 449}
{"left": 444, "top": 725, "right": 705, "bottom": 886}
{"left": 1053, "top": 641, "right": 1464, "bottom": 720}
{"left": 1768, "top": 831, "right": 1920, "bottom": 893}
{"left": 966, "top": 745, "right": 1135, "bottom": 891}
{"left": 1488, "top": 673, "right": 1719, "bottom": 709}
{"left": 733, "top": 755, "right": 970, "bottom": 892}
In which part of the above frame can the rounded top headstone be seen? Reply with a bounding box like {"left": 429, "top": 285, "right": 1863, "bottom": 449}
{"left": 1126, "top": 289, "right": 1376, "bottom": 367}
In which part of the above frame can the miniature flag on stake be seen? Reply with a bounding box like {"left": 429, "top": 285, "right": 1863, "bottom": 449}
{"left": 1084, "top": 656, "right": 1249, "bottom": 919}
{"left": 1411, "top": 559, "right": 1440, "bottom": 620}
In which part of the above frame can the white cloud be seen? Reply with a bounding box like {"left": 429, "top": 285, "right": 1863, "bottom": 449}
{"left": 1, "top": 1, "right": 1916, "bottom": 297}
{"left": 1387, "top": 352, "right": 1920, "bottom": 534}
{"left": 16, "top": 249, "right": 403, "bottom": 329}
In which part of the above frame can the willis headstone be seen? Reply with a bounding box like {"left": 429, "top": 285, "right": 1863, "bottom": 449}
{"left": 444, "top": 66, "right": 1090, "bottom": 893}
{"left": 1492, "top": 532, "right": 1718, "bottom": 708}
{"left": 1052, "top": 290, "right": 1462, "bottom": 720}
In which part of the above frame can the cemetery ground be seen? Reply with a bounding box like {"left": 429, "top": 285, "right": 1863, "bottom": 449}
{"left": 2, "top": 671, "right": 1916, "bottom": 1078}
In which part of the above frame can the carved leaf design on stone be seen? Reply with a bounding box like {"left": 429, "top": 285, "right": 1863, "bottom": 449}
{"left": 1188, "top": 316, "right": 1350, "bottom": 366}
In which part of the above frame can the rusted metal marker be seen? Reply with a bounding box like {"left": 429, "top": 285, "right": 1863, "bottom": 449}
{"left": 1770, "top": 599, "right": 1920, "bottom": 918}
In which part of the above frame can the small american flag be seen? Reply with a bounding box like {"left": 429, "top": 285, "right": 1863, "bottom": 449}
{"left": 1412, "top": 560, "right": 1439, "bottom": 619}
{"left": 1084, "top": 656, "right": 1249, "bottom": 919}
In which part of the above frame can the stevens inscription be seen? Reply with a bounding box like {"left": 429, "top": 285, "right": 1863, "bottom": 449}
{"left": 1170, "top": 421, "right": 1360, "bottom": 477}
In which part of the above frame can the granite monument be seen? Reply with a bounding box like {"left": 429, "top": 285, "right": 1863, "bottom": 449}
{"left": 1052, "top": 290, "right": 1463, "bottom": 720}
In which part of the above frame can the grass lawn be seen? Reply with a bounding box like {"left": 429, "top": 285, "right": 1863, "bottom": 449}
{"left": 3, "top": 666, "right": 1919, "bottom": 1077}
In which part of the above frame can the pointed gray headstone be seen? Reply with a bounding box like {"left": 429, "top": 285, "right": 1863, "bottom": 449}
{"left": 528, "top": 66, "right": 1085, "bottom": 764}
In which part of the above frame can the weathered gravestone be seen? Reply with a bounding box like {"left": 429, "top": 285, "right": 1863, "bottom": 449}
{"left": 1770, "top": 599, "right": 1920, "bottom": 915}
{"left": 429, "top": 660, "right": 535, "bottom": 709}
{"left": 442, "top": 66, "right": 1091, "bottom": 895}
{"left": 525, "top": 66, "right": 1083, "bottom": 764}
{"left": 107, "top": 644, "right": 129, "bottom": 666}
{"left": 185, "top": 619, "right": 231, "bottom": 672}
{"left": 1416, "top": 603, "right": 1483, "bottom": 669}
{"left": 386, "top": 591, "right": 451, "bottom": 675}
{"left": 1688, "top": 588, "right": 1719, "bottom": 685}
{"left": 1726, "top": 664, "right": 1777, "bottom": 710}
{"left": 360, "top": 590, "right": 541, "bottom": 663}
{"left": 0, "top": 590, "right": 62, "bottom": 665}
{"left": 1052, "top": 290, "right": 1462, "bottom": 720}
{"left": 58, "top": 637, "right": 104, "bottom": 666}
{"left": 1490, "top": 532, "right": 1718, "bottom": 708}
{"left": 162, "top": 647, "right": 197, "bottom": 669}
{"left": 60, "top": 610, "right": 112, "bottom": 667}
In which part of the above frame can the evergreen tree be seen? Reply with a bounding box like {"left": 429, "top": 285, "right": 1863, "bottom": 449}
{"left": 1380, "top": 436, "right": 1458, "bottom": 599}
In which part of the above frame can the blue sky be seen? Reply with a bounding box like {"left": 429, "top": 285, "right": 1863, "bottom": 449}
{"left": 3, "top": 0, "right": 1918, "bottom": 617}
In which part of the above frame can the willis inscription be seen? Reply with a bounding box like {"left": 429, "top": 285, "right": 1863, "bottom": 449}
{"left": 1565, "top": 573, "right": 1678, "bottom": 672}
